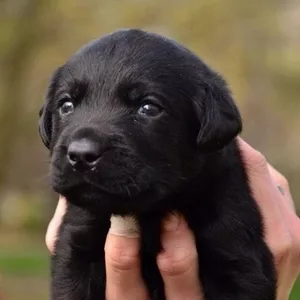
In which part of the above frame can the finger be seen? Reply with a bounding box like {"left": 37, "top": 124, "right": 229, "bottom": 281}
{"left": 237, "top": 138, "right": 283, "bottom": 227}
{"left": 237, "top": 138, "right": 292, "bottom": 254}
{"left": 105, "top": 216, "right": 149, "bottom": 300}
{"left": 157, "top": 214, "right": 204, "bottom": 300}
{"left": 238, "top": 138, "right": 300, "bottom": 296}
{"left": 267, "top": 163, "right": 300, "bottom": 270}
{"left": 46, "top": 196, "right": 67, "bottom": 253}
{"left": 267, "top": 163, "right": 295, "bottom": 211}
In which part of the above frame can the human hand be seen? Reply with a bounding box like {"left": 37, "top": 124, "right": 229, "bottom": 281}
{"left": 46, "top": 138, "right": 300, "bottom": 300}
{"left": 238, "top": 137, "right": 300, "bottom": 300}
{"left": 104, "top": 214, "right": 203, "bottom": 300}
{"left": 46, "top": 198, "right": 204, "bottom": 300}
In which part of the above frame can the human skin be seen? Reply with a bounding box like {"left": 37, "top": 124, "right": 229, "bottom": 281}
{"left": 46, "top": 138, "right": 300, "bottom": 300}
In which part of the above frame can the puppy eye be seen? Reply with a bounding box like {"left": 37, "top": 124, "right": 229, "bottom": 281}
{"left": 137, "top": 103, "right": 162, "bottom": 117}
{"left": 59, "top": 101, "right": 74, "bottom": 116}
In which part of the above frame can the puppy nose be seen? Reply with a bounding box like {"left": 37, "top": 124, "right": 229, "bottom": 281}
{"left": 67, "top": 139, "right": 101, "bottom": 169}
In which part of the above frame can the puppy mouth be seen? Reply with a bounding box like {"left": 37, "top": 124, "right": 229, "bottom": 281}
{"left": 50, "top": 158, "right": 151, "bottom": 201}
{"left": 51, "top": 172, "right": 127, "bottom": 197}
{"left": 51, "top": 171, "right": 159, "bottom": 215}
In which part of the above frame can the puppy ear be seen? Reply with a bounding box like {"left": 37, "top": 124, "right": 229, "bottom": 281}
{"left": 194, "top": 76, "right": 242, "bottom": 152}
{"left": 38, "top": 104, "right": 52, "bottom": 149}
{"left": 38, "top": 67, "right": 62, "bottom": 149}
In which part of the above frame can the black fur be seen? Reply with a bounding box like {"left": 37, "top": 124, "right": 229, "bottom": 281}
{"left": 39, "top": 29, "right": 276, "bottom": 300}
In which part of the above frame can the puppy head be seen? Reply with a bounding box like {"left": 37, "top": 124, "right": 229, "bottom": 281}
{"left": 39, "top": 29, "right": 242, "bottom": 214}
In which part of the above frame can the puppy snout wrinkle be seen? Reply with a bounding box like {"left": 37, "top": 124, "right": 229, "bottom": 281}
{"left": 67, "top": 138, "right": 103, "bottom": 170}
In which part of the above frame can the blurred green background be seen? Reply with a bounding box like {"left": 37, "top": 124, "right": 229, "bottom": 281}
{"left": 0, "top": 0, "right": 299, "bottom": 299}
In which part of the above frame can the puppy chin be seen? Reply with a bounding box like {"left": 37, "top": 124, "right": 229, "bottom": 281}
{"left": 50, "top": 176, "right": 142, "bottom": 213}
{"left": 50, "top": 162, "right": 167, "bottom": 214}
{"left": 56, "top": 182, "right": 162, "bottom": 216}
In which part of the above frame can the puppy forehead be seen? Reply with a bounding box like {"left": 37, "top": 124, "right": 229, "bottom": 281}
{"left": 71, "top": 29, "right": 186, "bottom": 66}
{"left": 50, "top": 29, "right": 212, "bottom": 115}
{"left": 64, "top": 30, "right": 199, "bottom": 86}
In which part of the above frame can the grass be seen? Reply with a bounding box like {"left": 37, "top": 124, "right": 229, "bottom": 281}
{"left": 0, "top": 230, "right": 299, "bottom": 299}
{"left": 290, "top": 279, "right": 300, "bottom": 300}
{"left": 0, "top": 252, "right": 48, "bottom": 276}
{"left": 0, "top": 229, "right": 49, "bottom": 300}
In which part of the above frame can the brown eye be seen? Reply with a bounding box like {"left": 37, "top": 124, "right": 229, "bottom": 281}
{"left": 137, "top": 103, "right": 162, "bottom": 117}
{"left": 59, "top": 101, "right": 74, "bottom": 116}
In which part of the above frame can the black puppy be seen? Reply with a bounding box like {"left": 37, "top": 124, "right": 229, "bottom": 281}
{"left": 39, "top": 29, "right": 276, "bottom": 300}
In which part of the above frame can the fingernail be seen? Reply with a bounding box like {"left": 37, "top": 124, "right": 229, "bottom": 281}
{"left": 163, "top": 214, "right": 181, "bottom": 232}
{"left": 109, "top": 215, "right": 140, "bottom": 238}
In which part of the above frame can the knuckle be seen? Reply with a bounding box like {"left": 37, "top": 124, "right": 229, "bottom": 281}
{"left": 272, "top": 234, "right": 293, "bottom": 266}
{"left": 266, "top": 164, "right": 291, "bottom": 193}
{"left": 105, "top": 240, "right": 139, "bottom": 271}
{"left": 157, "top": 247, "right": 197, "bottom": 276}
{"left": 278, "top": 174, "right": 289, "bottom": 190}
{"left": 243, "top": 149, "right": 272, "bottom": 178}
{"left": 250, "top": 150, "right": 268, "bottom": 169}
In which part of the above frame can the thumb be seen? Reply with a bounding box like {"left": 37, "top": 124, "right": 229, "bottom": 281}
{"left": 46, "top": 196, "right": 67, "bottom": 253}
